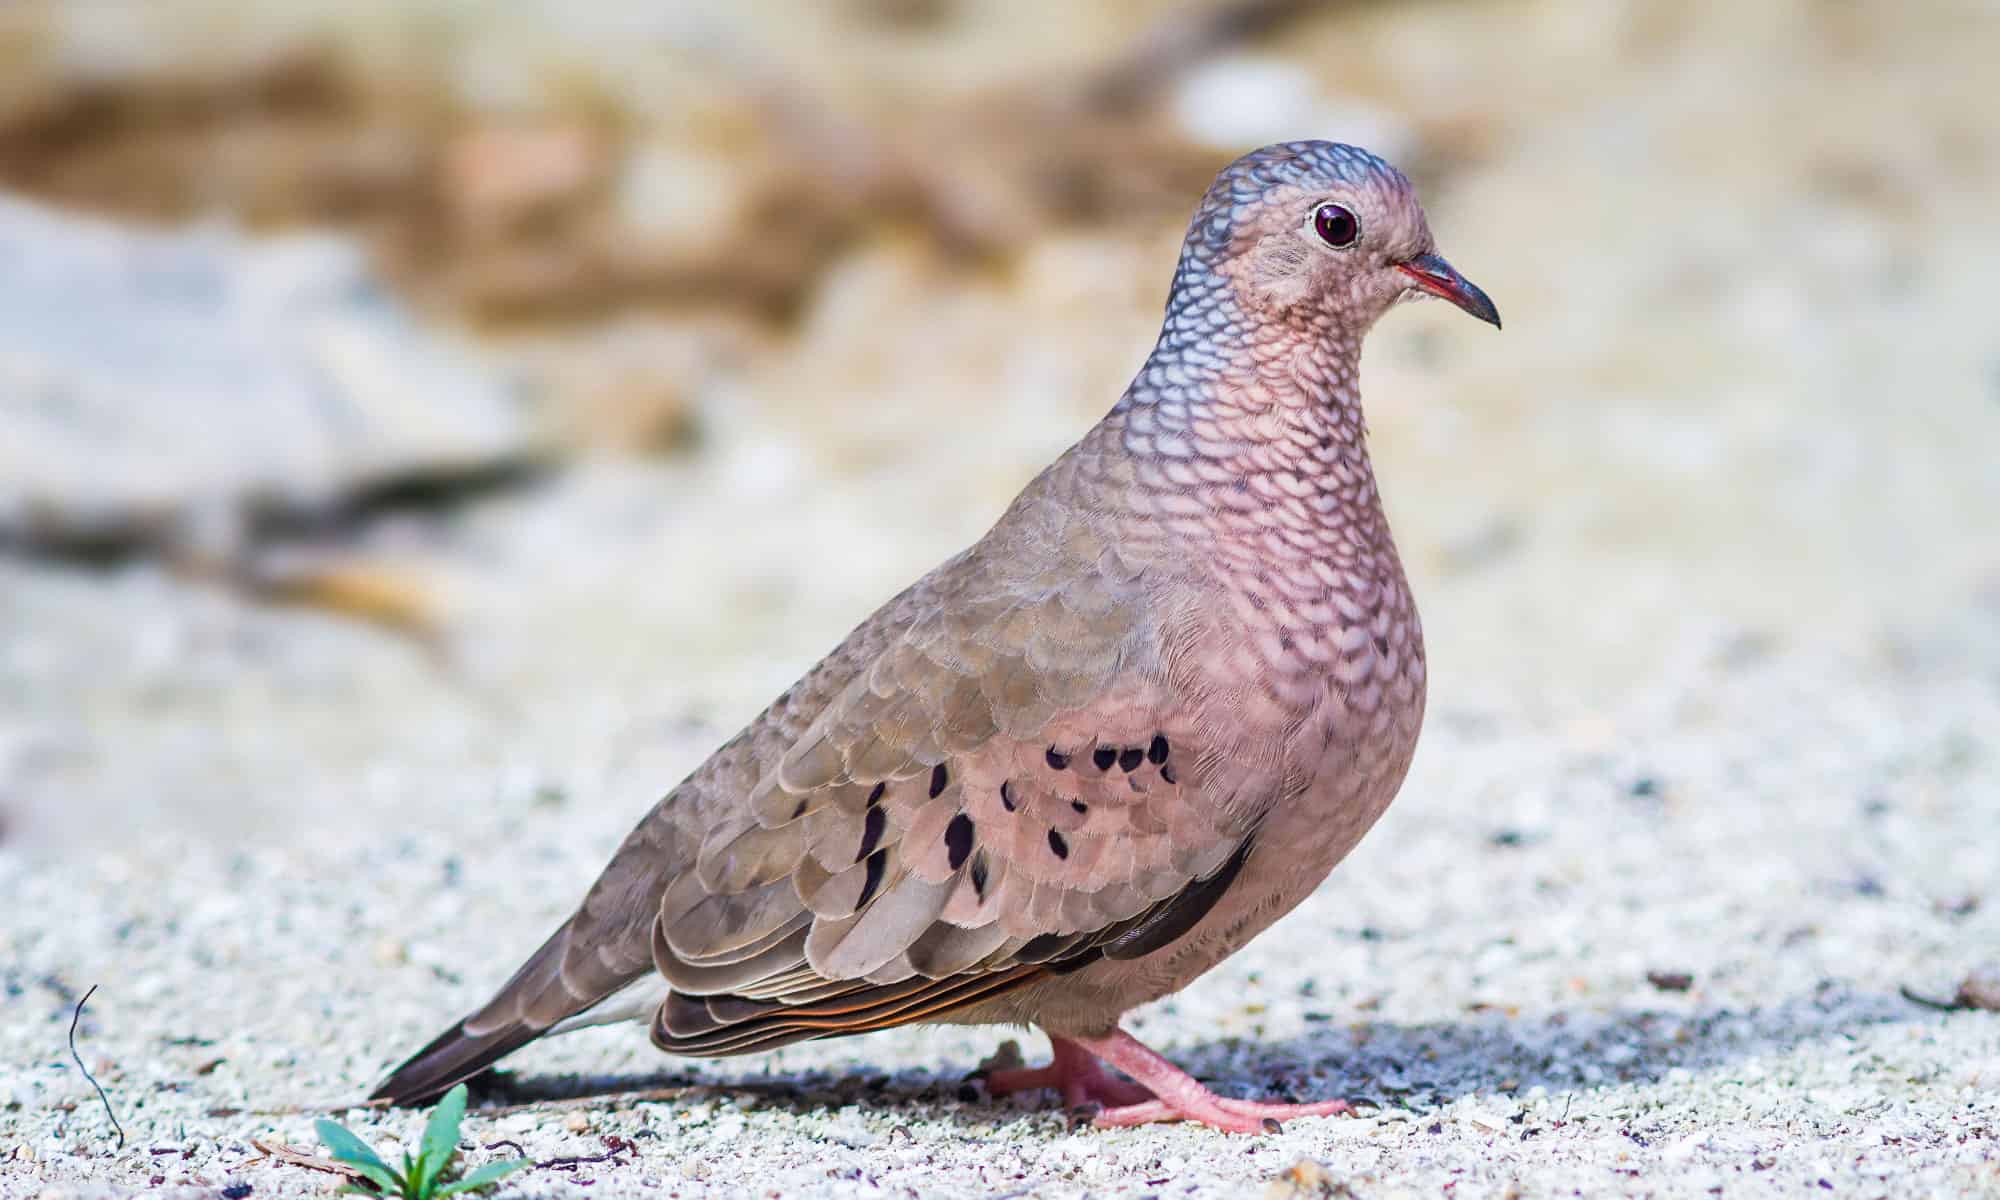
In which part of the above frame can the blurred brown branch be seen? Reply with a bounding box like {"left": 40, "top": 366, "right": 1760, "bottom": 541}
{"left": 0, "top": 1, "right": 1343, "bottom": 328}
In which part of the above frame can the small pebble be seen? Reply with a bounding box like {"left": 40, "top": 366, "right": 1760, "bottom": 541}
{"left": 1646, "top": 970, "right": 1695, "bottom": 992}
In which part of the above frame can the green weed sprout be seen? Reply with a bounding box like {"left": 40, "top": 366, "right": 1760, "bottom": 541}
{"left": 315, "top": 1084, "right": 528, "bottom": 1198}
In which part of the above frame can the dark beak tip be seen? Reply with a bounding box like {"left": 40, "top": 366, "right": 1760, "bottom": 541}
{"left": 1465, "top": 283, "right": 1503, "bottom": 330}
{"left": 1400, "top": 253, "right": 1501, "bottom": 331}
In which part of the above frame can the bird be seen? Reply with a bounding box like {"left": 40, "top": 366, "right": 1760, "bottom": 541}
{"left": 371, "top": 140, "right": 1500, "bottom": 1133}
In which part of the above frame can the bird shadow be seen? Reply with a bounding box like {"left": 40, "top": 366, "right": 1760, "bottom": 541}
{"left": 460, "top": 980, "right": 1939, "bottom": 1127}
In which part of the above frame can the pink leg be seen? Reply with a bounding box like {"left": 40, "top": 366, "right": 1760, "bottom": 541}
{"left": 986, "top": 1029, "right": 1352, "bottom": 1134}
{"left": 984, "top": 1035, "right": 1153, "bottom": 1108}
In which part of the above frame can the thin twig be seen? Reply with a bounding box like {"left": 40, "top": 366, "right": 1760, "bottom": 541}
{"left": 248, "top": 1137, "right": 371, "bottom": 1182}
{"left": 535, "top": 1135, "right": 634, "bottom": 1172}
{"left": 1899, "top": 984, "right": 1963, "bottom": 1012}
{"left": 67, "top": 985, "right": 124, "bottom": 1151}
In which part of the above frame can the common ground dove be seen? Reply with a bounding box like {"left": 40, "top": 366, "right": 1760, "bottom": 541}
{"left": 373, "top": 141, "right": 1499, "bottom": 1132}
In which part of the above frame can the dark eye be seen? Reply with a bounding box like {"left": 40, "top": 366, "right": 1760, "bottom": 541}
{"left": 1313, "top": 203, "right": 1359, "bottom": 248}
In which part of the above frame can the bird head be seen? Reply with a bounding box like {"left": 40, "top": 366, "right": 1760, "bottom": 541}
{"left": 1182, "top": 140, "right": 1500, "bottom": 334}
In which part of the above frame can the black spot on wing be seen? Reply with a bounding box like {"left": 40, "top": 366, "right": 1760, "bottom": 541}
{"left": 929, "top": 763, "right": 949, "bottom": 799}
{"left": 1148, "top": 734, "right": 1169, "bottom": 764}
{"left": 1117, "top": 747, "right": 1144, "bottom": 772}
{"left": 856, "top": 849, "right": 889, "bottom": 909}
{"left": 945, "top": 814, "right": 975, "bottom": 870}
{"left": 1048, "top": 829, "right": 1069, "bottom": 859}
{"left": 1091, "top": 747, "right": 1117, "bottom": 771}
{"left": 857, "top": 805, "right": 887, "bottom": 863}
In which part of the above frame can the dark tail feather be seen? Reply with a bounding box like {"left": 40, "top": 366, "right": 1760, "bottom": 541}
{"left": 368, "top": 1017, "right": 545, "bottom": 1107}
{"left": 371, "top": 815, "right": 684, "bottom": 1105}
{"left": 369, "top": 913, "right": 651, "bottom": 1106}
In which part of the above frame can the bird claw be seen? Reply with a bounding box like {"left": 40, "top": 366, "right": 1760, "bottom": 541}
{"left": 983, "top": 1041, "right": 1153, "bottom": 1109}
{"left": 987, "top": 1030, "right": 1355, "bottom": 1134}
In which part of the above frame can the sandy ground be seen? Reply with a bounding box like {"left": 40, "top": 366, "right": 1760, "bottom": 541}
{"left": 5, "top": 0, "right": 2000, "bottom": 1196}
{"left": 3, "top": 466, "right": 1997, "bottom": 1199}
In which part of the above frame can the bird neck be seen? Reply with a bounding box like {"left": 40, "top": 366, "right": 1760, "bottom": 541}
{"left": 1132, "top": 259, "right": 1375, "bottom": 452}
{"left": 1110, "top": 302, "right": 1403, "bottom": 597}
{"left": 1121, "top": 306, "right": 1382, "bottom": 504}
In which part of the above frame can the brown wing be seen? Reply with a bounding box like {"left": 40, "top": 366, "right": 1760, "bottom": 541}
{"left": 644, "top": 504, "right": 1266, "bottom": 1054}
{"left": 371, "top": 476, "right": 1268, "bottom": 1103}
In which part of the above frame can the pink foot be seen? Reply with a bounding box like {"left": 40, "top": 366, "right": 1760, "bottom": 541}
{"left": 984, "top": 1035, "right": 1153, "bottom": 1109}
{"left": 984, "top": 1029, "right": 1353, "bottom": 1134}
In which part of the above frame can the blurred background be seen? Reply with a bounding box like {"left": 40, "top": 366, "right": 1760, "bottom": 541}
{"left": 1, "top": 0, "right": 1996, "bottom": 853}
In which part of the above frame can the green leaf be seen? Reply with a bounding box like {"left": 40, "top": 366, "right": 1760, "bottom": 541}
{"left": 414, "top": 1084, "right": 470, "bottom": 1196}
{"left": 423, "top": 1084, "right": 469, "bottom": 1160}
{"left": 340, "top": 1160, "right": 404, "bottom": 1197}
{"left": 331, "top": 1159, "right": 403, "bottom": 1196}
{"left": 314, "top": 1120, "right": 396, "bottom": 1176}
{"left": 433, "top": 1159, "right": 531, "bottom": 1197}
{"left": 422, "top": 1096, "right": 468, "bottom": 1184}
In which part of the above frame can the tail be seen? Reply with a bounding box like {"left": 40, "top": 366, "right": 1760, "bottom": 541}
{"left": 371, "top": 828, "right": 673, "bottom": 1105}
{"left": 368, "top": 1006, "right": 548, "bottom": 1108}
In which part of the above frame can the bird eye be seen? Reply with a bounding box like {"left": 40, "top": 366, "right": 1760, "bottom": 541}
{"left": 1313, "top": 203, "right": 1359, "bottom": 248}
